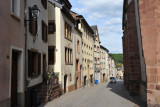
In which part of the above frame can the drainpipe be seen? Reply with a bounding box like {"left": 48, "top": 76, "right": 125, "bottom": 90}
{"left": 24, "top": 0, "right": 28, "bottom": 92}
{"left": 24, "top": 0, "right": 28, "bottom": 106}
{"left": 74, "top": 28, "right": 76, "bottom": 89}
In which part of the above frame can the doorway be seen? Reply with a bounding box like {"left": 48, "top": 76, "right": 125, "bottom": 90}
{"left": 90, "top": 75, "right": 93, "bottom": 84}
{"left": 64, "top": 75, "right": 67, "bottom": 93}
{"left": 11, "top": 51, "right": 18, "bottom": 106}
{"left": 80, "top": 65, "right": 82, "bottom": 87}
{"left": 43, "top": 54, "right": 46, "bottom": 82}
{"left": 103, "top": 74, "right": 105, "bottom": 82}
{"left": 76, "top": 77, "right": 78, "bottom": 89}
{"left": 84, "top": 76, "right": 87, "bottom": 86}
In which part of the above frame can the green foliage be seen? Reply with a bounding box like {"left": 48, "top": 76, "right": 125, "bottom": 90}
{"left": 110, "top": 53, "right": 123, "bottom": 68}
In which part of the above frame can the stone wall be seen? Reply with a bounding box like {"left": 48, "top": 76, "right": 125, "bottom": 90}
{"left": 123, "top": 0, "right": 141, "bottom": 96}
{"left": 138, "top": 0, "right": 160, "bottom": 106}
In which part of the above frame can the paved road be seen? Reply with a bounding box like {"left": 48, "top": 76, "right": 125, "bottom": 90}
{"left": 43, "top": 80, "right": 145, "bottom": 107}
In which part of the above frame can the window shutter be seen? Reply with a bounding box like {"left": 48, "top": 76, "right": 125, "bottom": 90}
{"left": 54, "top": 48, "right": 56, "bottom": 64}
{"left": 28, "top": 50, "right": 32, "bottom": 77}
{"left": 45, "top": 25, "right": 48, "bottom": 42}
{"left": 38, "top": 53, "right": 41, "bottom": 75}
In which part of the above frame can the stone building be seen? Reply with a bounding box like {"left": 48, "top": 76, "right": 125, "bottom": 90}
{"left": 48, "top": 0, "right": 76, "bottom": 94}
{"left": 100, "top": 45, "right": 109, "bottom": 82}
{"left": 91, "top": 25, "right": 101, "bottom": 83}
{"left": 71, "top": 12, "right": 95, "bottom": 86}
{"left": 122, "top": 0, "right": 160, "bottom": 106}
{"left": 25, "top": 0, "right": 48, "bottom": 106}
{"left": 0, "top": 0, "right": 25, "bottom": 106}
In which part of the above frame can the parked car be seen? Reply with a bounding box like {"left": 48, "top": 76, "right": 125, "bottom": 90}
{"left": 110, "top": 77, "right": 116, "bottom": 83}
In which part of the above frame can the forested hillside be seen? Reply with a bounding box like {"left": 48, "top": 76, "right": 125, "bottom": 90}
{"left": 110, "top": 54, "right": 123, "bottom": 68}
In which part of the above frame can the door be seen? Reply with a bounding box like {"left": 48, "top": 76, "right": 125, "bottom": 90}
{"left": 80, "top": 65, "right": 82, "bottom": 87}
{"left": 11, "top": 51, "right": 18, "bottom": 106}
{"left": 43, "top": 54, "right": 46, "bottom": 82}
{"left": 90, "top": 75, "right": 93, "bottom": 83}
{"left": 64, "top": 75, "right": 67, "bottom": 93}
{"left": 103, "top": 74, "right": 105, "bottom": 81}
{"left": 84, "top": 76, "right": 86, "bottom": 86}
{"left": 76, "top": 77, "right": 78, "bottom": 89}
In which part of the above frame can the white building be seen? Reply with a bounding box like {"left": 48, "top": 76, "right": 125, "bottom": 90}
{"left": 100, "top": 45, "right": 109, "bottom": 82}
{"left": 48, "top": 0, "right": 76, "bottom": 94}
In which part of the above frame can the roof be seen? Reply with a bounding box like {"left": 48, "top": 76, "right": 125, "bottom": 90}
{"left": 90, "top": 25, "right": 97, "bottom": 36}
{"left": 100, "top": 45, "right": 109, "bottom": 52}
{"left": 62, "top": 0, "right": 72, "bottom": 9}
{"left": 70, "top": 11, "right": 94, "bottom": 34}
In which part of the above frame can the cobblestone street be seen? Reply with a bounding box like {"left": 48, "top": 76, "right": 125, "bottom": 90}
{"left": 43, "top": 80, "right": 145, "bottom": 107}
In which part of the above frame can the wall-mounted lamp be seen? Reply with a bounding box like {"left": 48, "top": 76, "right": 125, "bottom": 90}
{"left": 30, "top": 5, "right": 40, "bottom": 19}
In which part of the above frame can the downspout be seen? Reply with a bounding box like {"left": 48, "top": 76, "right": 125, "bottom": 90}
{"left": 93, "top": 37, "right": 95, "bottom": 84}
{"left": 24, "top": 0, "right": 28, "bottom": 106}
{"left": 74, "top": 28, "right": 76, "bottom": 89}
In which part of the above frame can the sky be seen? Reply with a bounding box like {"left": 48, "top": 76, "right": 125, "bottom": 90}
{"left": 69, "top": 0, "right": 124, "bottom": 53}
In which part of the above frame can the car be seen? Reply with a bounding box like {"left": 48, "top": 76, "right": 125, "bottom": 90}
{"left": 110, "top": 77, "right": 116, "bottom": 83}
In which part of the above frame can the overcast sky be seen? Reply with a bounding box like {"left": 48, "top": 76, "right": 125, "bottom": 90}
{"left": 69, "top": 0, "right": 123, "bottom": 53}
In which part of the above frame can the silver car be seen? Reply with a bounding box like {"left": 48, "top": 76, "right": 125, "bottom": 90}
{"left": 110, "top": 77, "right": 116, "bottom": 83}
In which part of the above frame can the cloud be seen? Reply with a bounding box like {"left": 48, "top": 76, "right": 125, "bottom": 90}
{"left": 69, "top": 0, "right": 123, "bottom": 53}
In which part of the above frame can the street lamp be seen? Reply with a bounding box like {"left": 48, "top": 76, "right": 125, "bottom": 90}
{"left": 30, "top": 5, "right": 40, "bottom": 19}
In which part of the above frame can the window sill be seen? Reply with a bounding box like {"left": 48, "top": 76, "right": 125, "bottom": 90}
{"left": 65, "top": 63, "right": 73, "bottom": 65}
{"left": 28, "top": 75, "right": 40, "bottom": 79}
{"left": 65, "top": 37, "right": 72, "bottom": 42}
{"left": 11, "top": 13, "right": 20, "bottom": 21}
{"left": 42, "top": 40, "right": 48, "bottom": 43}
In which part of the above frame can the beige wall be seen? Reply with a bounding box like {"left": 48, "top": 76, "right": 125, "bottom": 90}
{"left": 94, "top": 31, "right": 101, "bottom": 82}
{"left": 48, "top": 3, "right": 76, "bottom": 90}
{"left": 79, "top": 23, "right": 94, "bottom": 85}
{"left": 75, "top": 29, "right": 82, "bottom": 88}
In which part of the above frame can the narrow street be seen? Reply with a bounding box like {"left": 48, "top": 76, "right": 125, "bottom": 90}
{"left": 43, "top": 80, "right": 145, "bottom": 107}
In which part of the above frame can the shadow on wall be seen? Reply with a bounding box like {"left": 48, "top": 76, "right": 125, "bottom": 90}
{"left": 106, "top": 80, "right": 146, "bottom": 107}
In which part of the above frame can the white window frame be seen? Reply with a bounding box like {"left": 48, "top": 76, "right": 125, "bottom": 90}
{"left": 11, "top": 0, "right": 20, "bottom": 17}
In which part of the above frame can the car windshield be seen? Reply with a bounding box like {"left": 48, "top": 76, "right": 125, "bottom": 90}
{"left": 110, "top": 77, "right": 115, "bottom": 79}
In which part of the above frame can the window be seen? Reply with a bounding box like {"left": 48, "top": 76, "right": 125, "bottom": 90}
{"left": 41, "top": 0, "right": 47, "bottom": 9}
{"left": 76, "top": 59, "right": 79, "bottom": 71}
{"left": 97, "top": 58, "right": 100, "bottom": 64}
{"left": 94, "top": 45, "right": 96, "bottom": 51}
{"left": 48, "top": 20, "right": 55, "bottom": 34}
{"left": 29, "top": 8, "right": 37, "bottom": 36}
{"left": 94, "top": 58, "right": 97, "bottom": 64}
{"left": 77, "top": 40, "right": 80, "bottom": 53}
{"left": 28, "top": 50, "right": 41, "bottom": 78}
{"left": 42, "top": 21, "right": 48, "bottom": 42}
{"left": 48, "top": 46, "right": 56, "bottom": 65}
{"left": 65, "top": 48, "right": 73, "bottom": 64}
{"left": 11, "top": 0, "right": 20, "bottom": 17}
{"left": 97, "top": 46, "right": 99, "bottom": 52}
{"left": 65, "top": 22, "right": 72, "bottom": 41}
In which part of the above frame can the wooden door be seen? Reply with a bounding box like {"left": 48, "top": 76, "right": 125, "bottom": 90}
{"left": 64, "top": 75, "right": 67, "bottom": 93}
{"left": 43, "top": 54, "right": 46, "bottom": 81}
{"left": 76, "top": 77, "right": 78, "bottom": 89}
{"left": 11, "top": 52, "right": 18, "bottom": 106}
